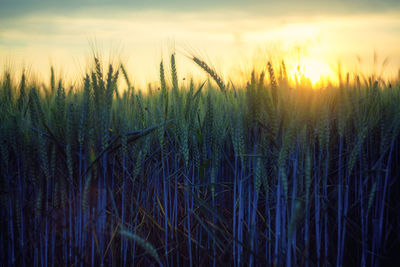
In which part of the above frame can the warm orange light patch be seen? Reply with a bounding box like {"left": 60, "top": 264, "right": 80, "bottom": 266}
{"left": 295, "top": 57, "right": 335, "bottom": 86}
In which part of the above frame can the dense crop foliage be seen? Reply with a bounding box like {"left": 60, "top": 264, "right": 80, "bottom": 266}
{"left": 1, "top": 55, "right": 400, "bottom": 266}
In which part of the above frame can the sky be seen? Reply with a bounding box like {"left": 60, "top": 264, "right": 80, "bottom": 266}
{"left": 0, "top": 0, "right": 399, "bottom": 86}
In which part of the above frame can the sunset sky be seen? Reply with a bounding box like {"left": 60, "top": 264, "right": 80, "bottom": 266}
{"left": 0, "top": 0, "right": 399, "bottom": 86}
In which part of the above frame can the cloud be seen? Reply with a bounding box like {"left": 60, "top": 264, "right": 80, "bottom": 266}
{"left": 0, "top": 0, "right": 399, "bottom": 20}
{"left": 0, "top": 1, "right": 398, "bottom": 86}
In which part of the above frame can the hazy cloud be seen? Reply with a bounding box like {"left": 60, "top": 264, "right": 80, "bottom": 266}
{"left": 0, "top": 0, "right": 399, "bottom": 19}
{"left": 0, "top": 0, "right": 399, "bottom": 86}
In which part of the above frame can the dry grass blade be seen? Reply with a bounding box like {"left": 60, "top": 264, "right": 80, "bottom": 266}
{"left": 120, "top": 229, "right": 162, "bottom": 266}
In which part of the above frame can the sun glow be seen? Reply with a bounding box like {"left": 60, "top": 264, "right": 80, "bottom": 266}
{"left": 294, "top": 57, "right": 335, "bottom": 86}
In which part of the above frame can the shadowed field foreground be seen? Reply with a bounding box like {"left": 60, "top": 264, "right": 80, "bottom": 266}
{"left": 1, "top": 55, "right": 400, "bottom": 266}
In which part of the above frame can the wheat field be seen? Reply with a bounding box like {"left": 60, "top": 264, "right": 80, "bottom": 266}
{"left": 1, "top": 54, "right": 400, "bottom": 266}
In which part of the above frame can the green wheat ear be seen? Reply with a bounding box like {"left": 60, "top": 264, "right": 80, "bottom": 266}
{"left": 367, "top": 181, "right": 377, "bottom": 216}
{"left": 120, "top": 63, "right": 131, "bottom": 93}
{"left": 17, "top": 72, "right": 26, "bottom": 110}
{"left": 288, "top": 198, "right": 305, "bottom": 239}
{"left": 267, "top": 61, "right": 277, "bottom": 105}
{"left": 160, "top": 60, "right": 169, "bottom": 119}
{"left": 255, "top": 158, "right": 264, "bottom": 195}
{"left": 66, "top": 103, "right": 74, "bottom": 183}
{"left": 50, "top": 66, "right": 55, "bottom": 93}
{"left": 160, "top": 60, "right": 166, "bottom": 93}
{"left": 171, "top": 53, "right": 178, "bottom": 92}
{"left": 82, "top": 172, "right": 92, "bottom": 212}
{"left": 192, "top": 56, "right": 225, "bottom": 92}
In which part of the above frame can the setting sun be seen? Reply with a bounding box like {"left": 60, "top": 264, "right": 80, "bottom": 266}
{"left": 297, "top": 57, "right": 335, "bottom": 85}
